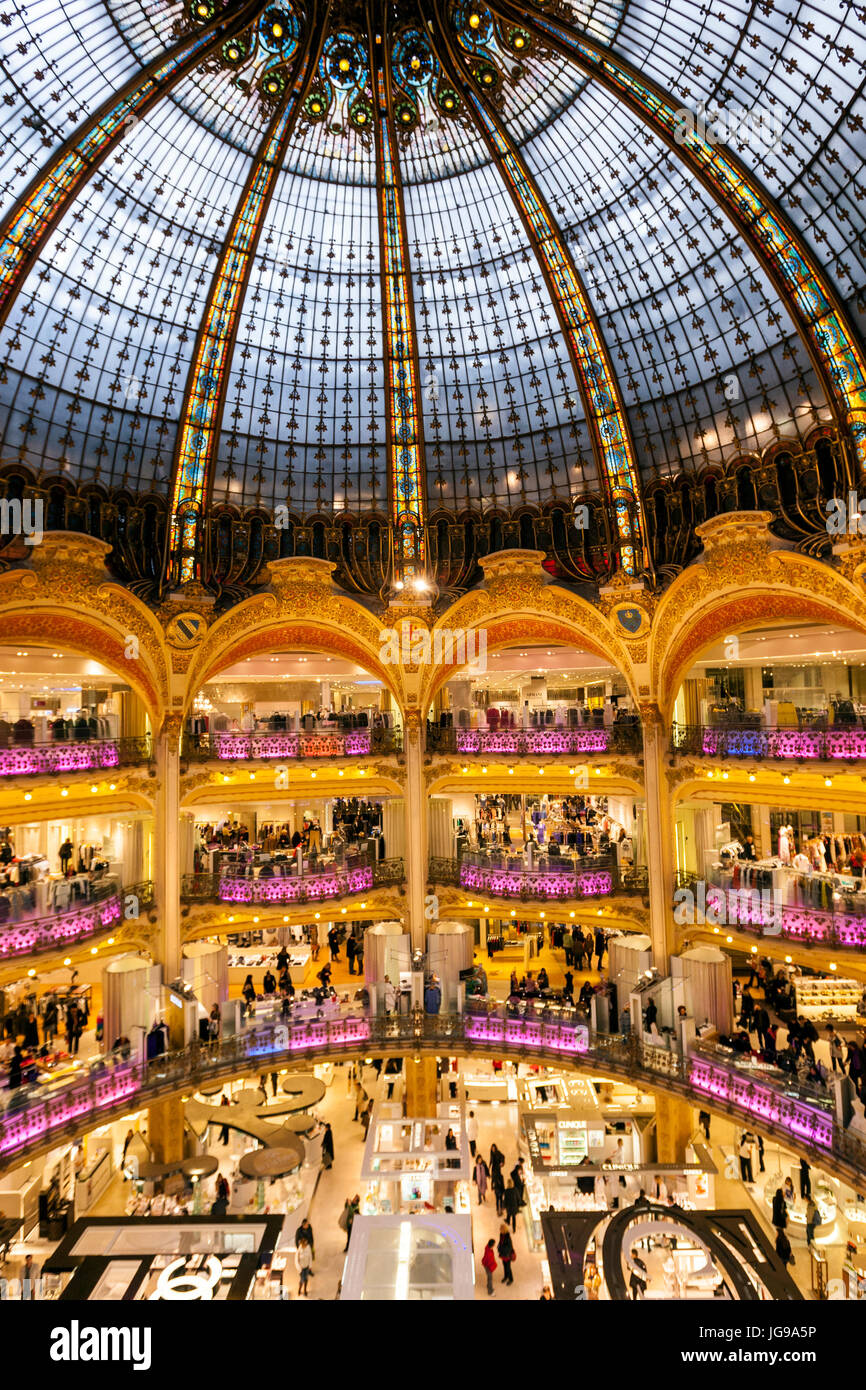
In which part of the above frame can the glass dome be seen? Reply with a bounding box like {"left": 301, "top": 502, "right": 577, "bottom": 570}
{"left": 0, "top": 0, "right": 861, "bottom": 553}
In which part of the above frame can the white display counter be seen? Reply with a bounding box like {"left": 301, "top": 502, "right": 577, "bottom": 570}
{"left": 339, "top": 1214, "right": 475, "bottom": 1300}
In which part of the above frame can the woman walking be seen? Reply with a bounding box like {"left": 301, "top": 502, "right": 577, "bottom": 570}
{"left": 481, "top": 1239, "right": 497, "bottom": 1296}
{"left": 474, "top": 1153, "right": 490, "bottom": 1204}
{"left": 295, "top": 1235, "right": 313, "bottom": 1297}
{"left": 497, "top": 1223, "right": 516, "bottom": 1285}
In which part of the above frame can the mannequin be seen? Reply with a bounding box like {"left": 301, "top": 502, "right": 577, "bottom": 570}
{"left": 778, "top": 825, "right": 792, "bottom": 865}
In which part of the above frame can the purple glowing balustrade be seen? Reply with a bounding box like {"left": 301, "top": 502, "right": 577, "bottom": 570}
{"left": 0, "top": 1061, "right": 141, "bottom": 1156}
{"left": 453, "top": 729, "right": 612, "bottom": 755}
{"left": 464, "top": 1013, "right": 588, "bottom": 1053}
{"left": 218, "top": 867, "right": 373, "bottom": 904}
{"left": 0, "top": 742, "right": 121, "bottom": 776}
{"left": 214, "top": 731, "right": 371, "bottom": 760}
{"left": 688, "top": 1059, "right": 833, "bottom": 1148}
{"left": 705, "top": 884, "right": 866, "bottom": 949}
{"left": 699, "top": 726, "right": 866, "bottom": 760}
{"left": 0, "top": 892, "right": 123, "bottom": 959}
{"left": 458, "top": 864, "right": 612, "bottom": 899}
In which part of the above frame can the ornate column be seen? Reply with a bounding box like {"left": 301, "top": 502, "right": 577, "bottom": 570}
{"left": 404, "top": 1057, "right": 439, "bottom": 1116}
{"left": 154, "top": 713, "right": 183, "bottom": 981}
{"left": 641, "top": 702, "right": 675, "bottom": 970}
{"left": 403, "top": 709, "right": 428, "bottom": 953}
{"left": 147, "top": 1097, "right": 186, "bottom": 1165}
{"left": 655, "top": 1093, "right": 694, "bottom": 1164}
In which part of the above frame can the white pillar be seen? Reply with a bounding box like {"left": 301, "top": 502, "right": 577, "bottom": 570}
{"left": 641, "top": 709, "right": 673, "bottom": 970}
{"left": 404, "top": 717, "right": 427, "bottom": 951}
{"left": 154, "top": 720, "right": 182, "bottom": 981}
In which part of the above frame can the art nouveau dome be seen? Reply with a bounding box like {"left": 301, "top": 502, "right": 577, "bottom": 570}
{"left": 0, "top": 0, "right": 863, "bottom": 585}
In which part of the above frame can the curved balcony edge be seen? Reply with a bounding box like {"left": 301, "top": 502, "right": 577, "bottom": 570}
{"left": 0, "top": 1009, "right": 860, "bottom": 1187}
{"left": 0, "top": 880, "right": 155, "bottom": 963}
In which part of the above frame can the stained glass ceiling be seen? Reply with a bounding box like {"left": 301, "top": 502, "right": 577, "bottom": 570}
{"left": 0, "top": 0, "right": 862, "bottom": 529}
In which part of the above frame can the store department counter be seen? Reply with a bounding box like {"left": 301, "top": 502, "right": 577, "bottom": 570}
{"left": 229, "top": 946, "right": 313, "bottom": 989}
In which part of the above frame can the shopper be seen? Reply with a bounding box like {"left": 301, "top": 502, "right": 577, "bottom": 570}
{"left": 360, "top": 1097, "right": 374, "bottom": 1140}
{"left": 628, "top": 1253, "right": 647, "bottom": 1300}
{"left": 563, "top": 927, "right": 574, "bottom": 967}
{"left": 738, "top": 1132, "right": 754, "bottom": 1184}
{"left": 321, "top": 1121, "right": 335, "bottom": 1170}
{"left": 295, "top": 1216, "right": 314, "bottom": 1259}
{"left": 539, "top": 1286, "right": 553, "bottom": 1301}
{"left": 295, "top": 1235, "right": 313, "bottom": 1296}
{"left": 594, "top": 927, "right": 605, "bottom": 970}
{"left": 445, "top": 1127, "right": 457, "bottom": 1151}
{"left": 218, "top": 1093, "right": 231, "bottom": 1145}
{"left": 805, "top": 1195, "right": 820, "bottom": 1247}
{"left": 511, "top": 1159, "right": 527, "bottom": 1206}
{"left": 503, "top": 1179, "right": 520, "bottom": 1232}
{"left": 753, "top": 1005, "right": 771, "bottom": 1052}
{"left": 466, "top": 1109, "right": 478, "bottom": 1158}
{"left": 7, "top": 1045, "right": 22, "bottom": 1088}
{"left": 339, "top": 1194, "right": 360, "bottom": 1251}
{"left": 775, "top": 1227, "right": 794, "bottom": 1267}
{"left": 828, "top": 1027, "right": 846, "bottom": 1073}
{"left": 474, "top": 1153, "right": 490, "bottom": 1204}
{"left": 497, "top": 1223, "right": 515, "bottom": 1284}
{"left": 489, "top": 1143, "right": 505, "bottom": 1183}
{"left": 574, "top": 930, "right": 586, "bottom": 972}
{"left": 242, "top": 975, "right": 256, "bottom": 1008}
{"left": 481, "top": 1238, "right": 497, "bottom": 1296}
{"left": 756, "top": 1132, "right": 765, "bottom": 1173}
{"left": 21, "top": 1253, "right": 39, "bottom": 1299}
{"left": 208, "top": 1003, "right": 221, "bottom": 1042}
{"left": 771, "top": 1187, "right": 788, "bottom": 1232}
{"left": 66, "top": 1003, "right": 82, "bottom": 1055}
{"left": 346, "top": 935, "right": 357, "bottom": 975}
{"left": 799, "top": 1158, "right": 811, "bottom": 1199}
{"left": 492, "top": 1164, "right": 506, "bottom": 1216}
{"left": 352, "top": 1074, "right": 365, "bottom": 1121}
{"left": 563, "top": 970, "right": 574, "bottom": 1003}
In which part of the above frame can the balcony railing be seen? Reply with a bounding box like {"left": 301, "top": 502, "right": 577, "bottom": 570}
{"left": 0, "top": 879, "right": 154, "bottom": 960}
{"left": 674, "top": 870, "right": 866, "bottom": 951}
{"left": 182, "top": 728, "right": 402, "bottom": 762}
{"left": 181, "top": 857, "right": 405, "bottom": 906}
{"left": 0, "top": 1003, "right": 858, "bottom": 1177}
{"left": 0, "top": 735, "right": 152, "bottom": 778}
{"left": 671, "top": 722, "right": 866, "bottom": 761}
{"left": 429, "top": 854, "right": 648, "bottom": 901}
{"left": 427, "top": 723, "right": 643, "bottom": 756}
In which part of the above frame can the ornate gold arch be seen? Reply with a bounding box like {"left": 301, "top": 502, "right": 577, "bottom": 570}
{"left": 650, "top": 515, "right": 866, "bottom": 721}
{"left": 0, "top": 536, "right": 169, "bottom": 726}
{"left": 418, "top": 551, "right": 638, "bottom": 715}
{"left": 181, "top": 558, "right": 406, "bottom": 715}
